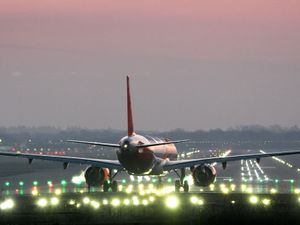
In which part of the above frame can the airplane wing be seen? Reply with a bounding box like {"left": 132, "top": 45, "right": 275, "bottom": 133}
{"left": 0, "top": 151, "right": 123, "bottom": 170}
{"left": 163, "top": 150, "right": 300, "bottom": 170}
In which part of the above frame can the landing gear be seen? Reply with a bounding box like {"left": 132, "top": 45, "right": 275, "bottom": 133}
{"left": 175, "top": 180, "right": 180, "bottom": 192}
{"left": 157, "top": 176, "right": 164, "bottom": 189}
{"left": 103, "top": 180, "right": 110, "bottom": 192}
{"left": 174, "top": 168, "right": 189, "bottom": 192}
{"left": 111, "top": 180, "right": 118, "bottom": 192}
{"left": 183, "top": 180, "right": 189, "bottom": 193}
{"left": 103, "top": 169, "right": 119, "bottom": 192}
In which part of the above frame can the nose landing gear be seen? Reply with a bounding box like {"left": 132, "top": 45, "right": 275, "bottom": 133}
{"left": 174, "top": 168, "right": 189, "bottom": 192}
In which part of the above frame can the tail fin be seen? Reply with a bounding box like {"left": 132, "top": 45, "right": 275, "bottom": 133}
{"left": 127, "top": 76, "right": 135, "bottom": 136}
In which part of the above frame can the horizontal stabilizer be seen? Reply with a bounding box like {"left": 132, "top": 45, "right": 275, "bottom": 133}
{"left": 138, "top": 139, "right": 189, "bottom": 148}
{"left": 67, "top": 140, "right": 120, "bottom": 148}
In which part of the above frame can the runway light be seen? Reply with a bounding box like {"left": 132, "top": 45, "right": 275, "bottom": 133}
{"left": 90, "top": 200, "right": 100, "bottom": 209}
{"left": 19, "top": 181, "right": 24, "bottom": 186}
{"left": 50, "top": 197, "right": 59, "bottom": 206}
{"left": 294, "top": 189, "right": 300, "bottom": 194}
{"left": 230, "top": 184, "right": 236, "bottom": 191}
{"left": 83, "top": 197, "right": 90, "bottom": 205}
{"left": 132, "top": 196, "right": 140, "bottom": 206}
{"left": 249, "top": 196, "right": 259, "bottom": 205}
{"left": 32, "top": 189, "right": 39, "bottom": 196}
{"left": 5, "top": 182, "right": 10, "bottom": 187}
{"left": 165, "top": 196, "right": 179, "bottom": 209}
{"left": 33, "top": 181, "right": 38, "bottom": 186}
{"left": 103, "top": 199, "right": 109, "bottom": 205}
{"left": 124, "top": 199, "right": 130, "bottom": 206}
{"left": 198, "top": 199, "right": 204, "bottom": 206}
{"left": 190, "top": 196, "right": 198, "bottom": 204}
{"left": 61, "top": 180, "right": 67, "bottom": 186}
{"left": 222, "top": 188, "right": 229, "bottom": 194}
{"left": 69, "top": 200, "right": 76, "bottom": 205}
{"left": 111, "top": 198, "right": 121, "bottom": 207}
{"left": 54, "top": 189, "right": 62, "bottom": 195}
{"left": 149, "top": 196, "right": 155, "bottom": 202}
{"left": 37, "top": 198, "right": 48, "bottom": 208}
{"left": 47, "top": 181, "right": 53, "bottom": 187}
{"left": 270, "top": 188, "right": 277, "bottom": 194}
{"left": 0, "top": 199, "right": 14, "bottom": 210}
{"left": 142, "top": 199, "right": 149, "bottom": 206}
{"left": 262, "top": 198, "right": 271, "bottom": 206}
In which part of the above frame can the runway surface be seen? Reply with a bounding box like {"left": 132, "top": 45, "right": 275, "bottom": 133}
{"left": 1, "top": 148, "right": 300, "bottom": 224}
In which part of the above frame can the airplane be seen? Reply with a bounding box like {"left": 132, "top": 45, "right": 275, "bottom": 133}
{"left": 1, "top": 76, "right": 300, "bottom": 192}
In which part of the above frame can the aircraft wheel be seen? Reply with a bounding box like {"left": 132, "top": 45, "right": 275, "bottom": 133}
{"left": 175, "top": 180, "right": 180, "bottom": 192}
{"left": 183, "top": 180, "right": 189, "bottom": 193}
{"left": 111, "top": 180, "right": 118, "bottom": 192}
{"left": 103, "top": 180, "right": 110, "bottom": 192}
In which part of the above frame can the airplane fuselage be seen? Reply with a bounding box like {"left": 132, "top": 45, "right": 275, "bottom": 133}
{"left": 117, "top": 134, "right": 177, "bottom": 175}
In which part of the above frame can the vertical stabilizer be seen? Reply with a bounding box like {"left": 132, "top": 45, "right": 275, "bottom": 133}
{"left": 127, "top": 76, "right": 135, "bottom": 136}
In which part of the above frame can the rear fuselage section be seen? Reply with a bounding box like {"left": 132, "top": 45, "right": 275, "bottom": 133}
{"left": 116, "top": 134, "right": 177, "bottom": 175}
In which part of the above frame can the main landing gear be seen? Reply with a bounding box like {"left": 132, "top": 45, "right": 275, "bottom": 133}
{"left": 103, "top": 169, "right": 119, "bottom": 192}
{"left": 174, "top": 168, "right": 189, "bottom": 193}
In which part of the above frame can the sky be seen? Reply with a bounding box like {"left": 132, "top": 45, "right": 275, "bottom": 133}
{"left": 0, "top": 0, "right": 300, "bottom": 131}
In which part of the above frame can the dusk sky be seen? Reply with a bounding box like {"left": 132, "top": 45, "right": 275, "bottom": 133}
{"left": 0, "top": 0, "right": 300, "bottom": 131}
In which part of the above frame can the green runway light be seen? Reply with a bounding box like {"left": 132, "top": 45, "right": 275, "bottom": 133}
{"left": 167, "top": 177, "right": 172, "bottom": 183}
{"left": 122, "top": 179, "right": 127, "bottom": 184}
{"left": 5, "top": 182, "right": 10, "bottom": 187}
{"left": 290, "top": 179, "right": 295, "bottom": 184}
{"left": 275, "top": 179, "right": 279, "bottom": 183}
{"left": 19, "top": 181, "right": 24, "bottom": 186}
{"left": 61, "top": 180, "right": 67, "bottom": 186}
{"left": 33, "top": 181, "right": 38, "bottom": 186}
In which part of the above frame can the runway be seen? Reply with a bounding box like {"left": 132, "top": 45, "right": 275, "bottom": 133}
{"left": 1, "top": 148, "right": 300, "bottom": 224}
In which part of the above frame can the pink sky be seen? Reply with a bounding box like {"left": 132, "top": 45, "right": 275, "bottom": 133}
{"left": 1, "top": 0, "right": 299, "bottom": 64}
{"left": 0, "top": 1, "right": 300, "bottom": 130}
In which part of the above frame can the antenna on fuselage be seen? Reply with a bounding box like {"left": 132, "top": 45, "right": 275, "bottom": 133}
{"left": 127, "top": 76, "right": 135, "bottom": 136}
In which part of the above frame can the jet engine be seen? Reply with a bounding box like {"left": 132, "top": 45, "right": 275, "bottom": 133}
{"left": 192, "top": 164, "right": 216, "bottom": 187}
{"left": 84, "top": 166, "right": 109, "bottom": 187}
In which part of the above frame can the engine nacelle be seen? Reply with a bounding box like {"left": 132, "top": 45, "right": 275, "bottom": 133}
{"left": 84, "top": 166, "right": 109, "bottom": 187}
{"left": 192, "top": 164, "right": 216, "bottom": 187}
